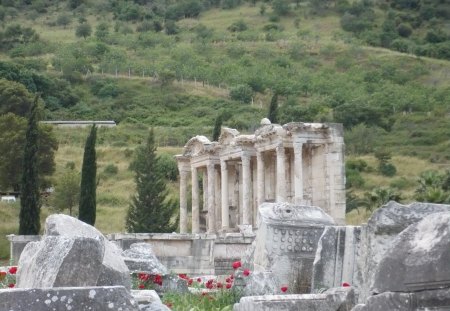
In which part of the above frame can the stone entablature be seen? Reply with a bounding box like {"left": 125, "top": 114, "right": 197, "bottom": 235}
{"left": 176, "top": 119, "right": 346, "bottom": 234}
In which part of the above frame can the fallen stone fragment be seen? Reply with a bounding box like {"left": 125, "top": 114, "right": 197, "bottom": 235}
{"left": 0, "top": 286, "right": 138, "bottom": 311}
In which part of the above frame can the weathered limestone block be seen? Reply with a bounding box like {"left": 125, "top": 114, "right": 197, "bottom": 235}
{"left": 351, "top": 288, "right": 450, "bottom": 311}
{"left": 312, "top": 226, "right": 364, "bottom": 291}
{"left": 242, "top": 271, "right": 280, "bottom": 296}
{"left": 253, "top": 202, "right": 335, "bottom": 293}
{"left": 364, "top": 201, "right": 450, "bottom": 295}
{"left": 0, "top": 286, "right": 138, "bottom": 311}
{"left": 233, "top": 287, "right": 354, "bottom": 311}
{"left": 131, "top": 290, "right": 170, "bottom": 311}
{"left": 122, "top": 243, "right": 168, "bottom": 275}
{"left": 17, "top": 236, "right": 104, "bottom": 288}
{"left": 45, "top": 214, "right": 131, "bottom": 290}
{"left": 372, "top": 212, "right": 450, "bottom": 294}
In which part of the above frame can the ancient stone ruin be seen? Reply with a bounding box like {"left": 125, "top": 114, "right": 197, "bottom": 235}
{"left": 5, "top": 120, "right": 450, "bottom": 310}
{"left": 175, "top": 119, "right": 346, "bottom": 234}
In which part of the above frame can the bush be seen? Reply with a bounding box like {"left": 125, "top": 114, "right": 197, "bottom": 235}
{"left": 391, "top": 39, "right": 412, "bottom": 53}
{"left": 228, "top": 20, "right": 248, "bottom": 32}
{"left": 272, "top": 0, "right": 290, "bottom": 16}
{"left": 346, "top": 169, "right": 365, "bottom": 188}
{"left": 425, "top": 29, "right": 447, "bottom": 44}
{"left": 379, "top": 162, "right": 397, "bottom": 177}
{"left": 158, "top": 153, "right": 178, "bottom": 181}
{"left": 397, "top": 23, "right": 412, "bottom": 38}
{"left": 229, "top": 84, "right": 253, "bottom": 103}
{"left": 346, "top": 159, "right": 368, "bottom": 172}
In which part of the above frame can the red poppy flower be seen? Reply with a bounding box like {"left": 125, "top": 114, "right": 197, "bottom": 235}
{"left": 226, "top": 283, "right": 232, "bottom": 289}
{"left": 152, "top": 275, "right": 163, "bottom": 286}
{"left": 138, "top": 284, "right": 145, "bottom": 289}
{"left": 138, "top": 273, "right": 150, "bottom": 281}
{"left": 178, "top": 274, "right": 187, "bottom": 279}
{"left": 342, "top": 282, "right": 351, "bottom": 287}
{"left": 232, "top": 261, "right": 241, "bottom": 270}
{"left": 281, "top": 286, "right": 288, "bottom": 293}
{"left": 243, "top": 269, "right": 250, "bottom": 276}
{"left": 197, "top": 277, "right": 202, "bottom": 283}
{"left": 230, "top": 274, "right": 234, "bottom": 279}
{"left": 8, "top": 283, "right": 15, "bottom": 288}
{"left": 217, "top": 282, "right": 223, "bottom": 288}
{"left": 8, "top": 267, "right": 17, "bottom": 275}
{"left": 188, "top": 278, "right": 193, "bottom": 285}
{"left": 226, "top": 277, "right": 231, "bottom": 283}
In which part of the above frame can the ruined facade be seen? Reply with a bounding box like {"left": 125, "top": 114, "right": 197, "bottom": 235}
{"left": 175, "top": 119, "right": 346, "bottom": 234}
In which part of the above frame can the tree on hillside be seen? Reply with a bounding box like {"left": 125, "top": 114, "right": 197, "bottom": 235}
{"left": 268, "top": 93, "right": 278, "bottom": 123}
{"left": 19, "top": 95, "right": 41, "bottom": 235}
{"left": 78, "top": 125, "right": 97, "bottom": 225}
{"left": 126, "top": 129, "right": 178, "bottom": 233}
{"left": 0, "top": 79, "right": 34, "bottom": 117}
{"left": 52, "top": 166, "right": 80, "bottom": 216}
{"left": 0, "top": 113, "right": 57, "bottom": 192}
{"left": 212, "top": 113, "right": 223, "bottom": 141}
{"left": 75, "top": 22, "right": 92, "bottom": 39}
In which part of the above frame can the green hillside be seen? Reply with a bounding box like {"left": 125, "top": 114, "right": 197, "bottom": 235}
{"left": 0, "top": 0, "right": 449, "bottom": 258}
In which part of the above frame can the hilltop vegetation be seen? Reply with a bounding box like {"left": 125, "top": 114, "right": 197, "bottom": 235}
{"left": 0, "top": 0, "right": 449, "bottom": 256}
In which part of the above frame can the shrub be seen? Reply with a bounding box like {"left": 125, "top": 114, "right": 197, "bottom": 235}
{"left": 379, "top": 162, "right": 397, "bottom": 177}
{"left": 103, "top": 163, "right": 118, "bottom": 177}
{"left": 397, "top": 23, "right": 412, "bottom": 38}
{"left": 346, "top": 159, "right": 368, "bottom": 172}
{"left": 158, "top": 153, "right": 178, "bottom": 181}
{"left": 229, "top": 84, "right": 253, "bottom": 103}
{"left": 391, "top": 39, "right": 412, "bottom": 53}
{"left": 346, "top": 169, "right": 365, "bottom": 188}
{"left": 228, "top": 20, "right": 248, "bottom": 32}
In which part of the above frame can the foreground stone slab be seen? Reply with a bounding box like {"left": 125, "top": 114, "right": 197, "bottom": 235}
{"left": 131, "top": 290, "right": 170, "bottom": 311}
{"left": 17, "top": 236, "right": 104, "bottom": 288}
{"left": 372, "top": 212, "right": 450, "bottom": 294}
{"left": 312, "top": 226, "right": 364, "bottom": 291}
{"left": 253, "top": 202, "right": 335, "bottom": 293}
{"left": 45, "top": 214, "right": 131, "bottom": 290}
{"left": 352, "top": 288, "right": 450, "bottom": 311}
{"left": 312, "top": 201, "right": 450, "bottom": 302}
{"left": 0, "top": 286, "right": 138, "bottom": 311}
{"left": 234, "top": 287, "right": 354, "bottom": 311}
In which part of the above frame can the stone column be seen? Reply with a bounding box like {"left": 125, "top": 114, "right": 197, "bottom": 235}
{"left": 293, "top": 142, "right": 304, "bottom": 205}
{"left": 202, "top": 170, "right": 207, "bottom": 211}
{"left": 256, "top": 151, "right": 265, "bottom": 208}
{"left": 179, "top": 169, "right": 189, "bottom": 233}
{"left": 242, "top": 154, "right": 251, "bottom": 225}
{"left": 327, "top": 142, "right": 346, "bottom": 225}
{"left": 191, "top": 167, "right": 200, "bottom": 233}
{"left": 221, "top": 160, "right": 229, "bottom": 230}
{"left": 276, "top": 143, "right": 286, "bottom": 202}
{"left": 207, "top": 162, "right": 216, "bottom": 233}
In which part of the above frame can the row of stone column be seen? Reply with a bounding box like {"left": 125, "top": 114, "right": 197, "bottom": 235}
{"left": 179, "top": 142, "right": 307, "bottom": 234}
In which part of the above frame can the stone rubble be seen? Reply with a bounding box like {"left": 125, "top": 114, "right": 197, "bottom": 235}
{"left": 122, "top": 243, "right": 169, "bottom": 275}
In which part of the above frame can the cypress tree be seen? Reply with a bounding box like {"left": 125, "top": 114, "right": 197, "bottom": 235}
{"left": 268, "top": 93, "right": 278, "bottom": 124}
{"left": 212, "top": 114, "right": 223, "bottom": 141}
{"left": 126, "top": 129, "right": 177, "bottom": 233}
{"left": 19, "top": 95, "right": 41, "bottom": 235}
{"left": 78, "top": 125, "right": 97, "bottom": 225}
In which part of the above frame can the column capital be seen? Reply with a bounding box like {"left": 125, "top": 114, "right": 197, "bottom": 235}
{"left": 241, "top": 154, "right": 250, "bottom": 166}
{"left": 293, "top": 141, "right": 304, "bottom": 152}
{"left": 276, "top": 144, "right": 285, "bottom": 156}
